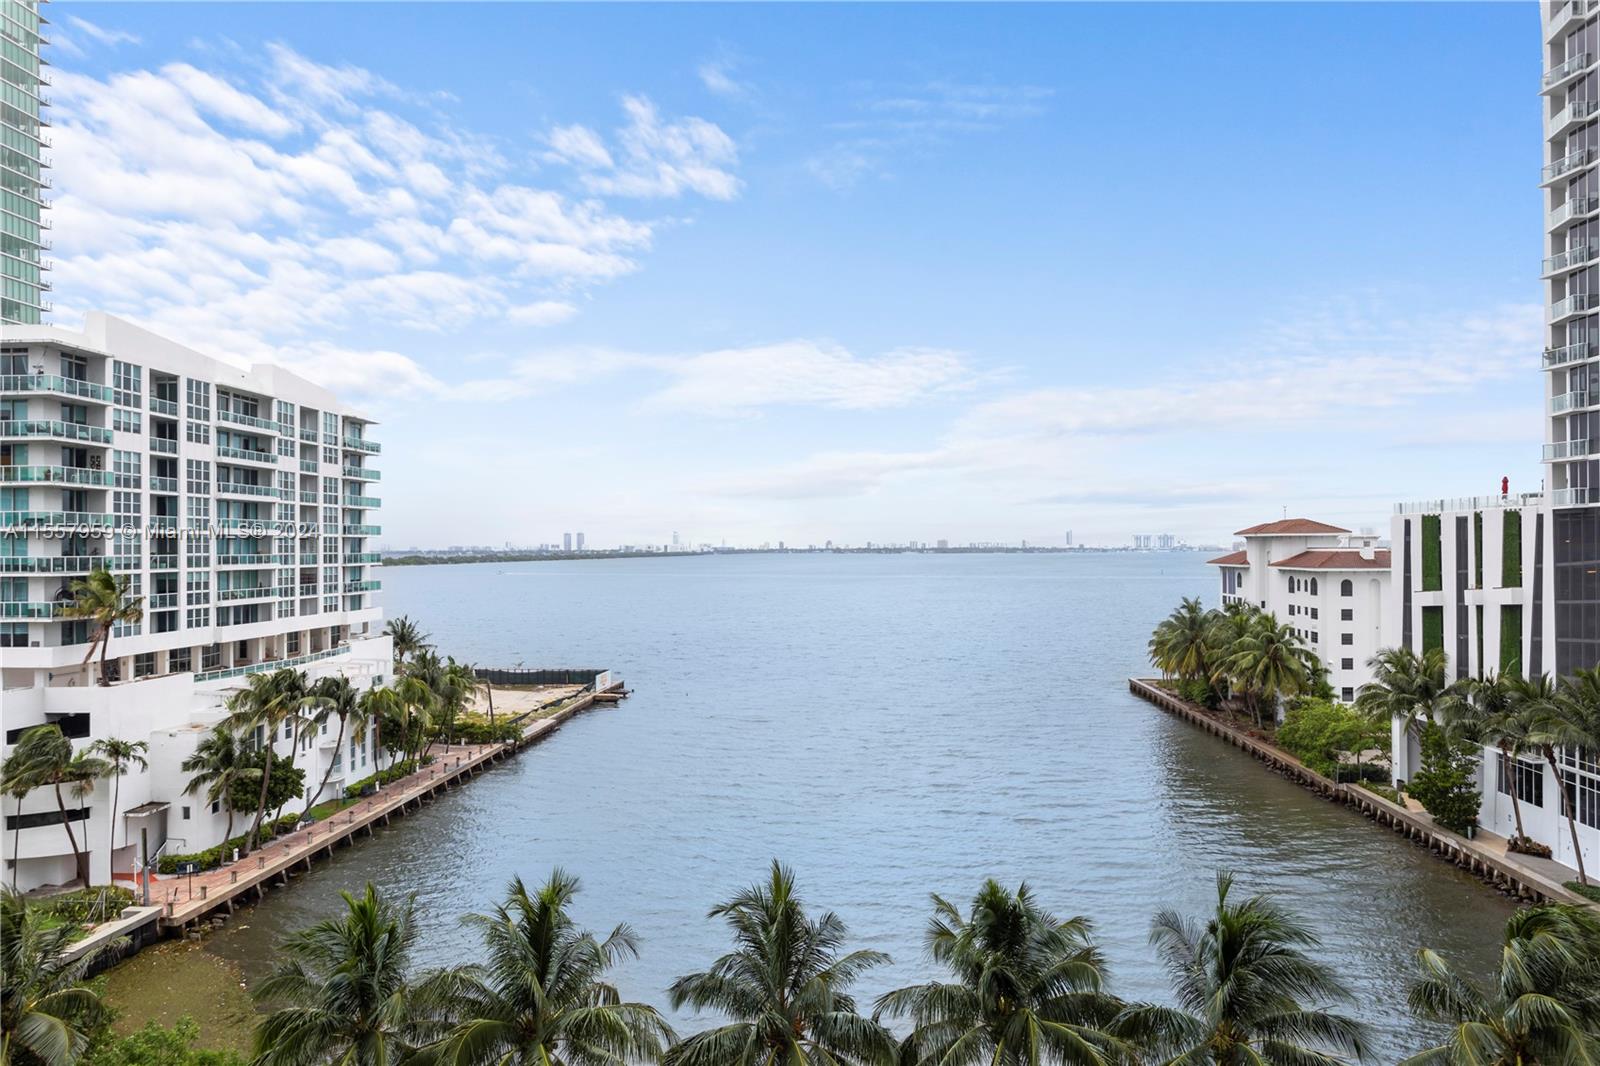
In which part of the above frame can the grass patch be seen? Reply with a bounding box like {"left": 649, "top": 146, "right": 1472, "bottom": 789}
{"left": 100, "top": 941, "right": 256, "bottom": 1055}
{"left": 1359, "top": 781, "right": 1403, "bottom": 805}
{"left": 1565, "top": 880, "right": 1600, "bottom": 904}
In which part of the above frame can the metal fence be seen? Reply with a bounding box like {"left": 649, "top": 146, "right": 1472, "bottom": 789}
{"left": 473, "top": 667, "right": 609, "bottom": 687}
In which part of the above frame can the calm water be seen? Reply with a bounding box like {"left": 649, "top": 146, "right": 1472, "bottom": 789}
{"left": 196, "top": 552, "right": 1509, "bottom": 1059}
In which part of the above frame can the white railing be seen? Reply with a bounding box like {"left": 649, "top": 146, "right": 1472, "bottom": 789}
{"left": 1545, "top": 50, "right": 1595, "bottom": 89}
{"left": 1393, "top": 492, "right": 1545, "bottom": 515}
{"left": 1545, "top": 438, "right": 1597, "bottom": 459}
{"left": 1551, "top": 291, "right": 1600, "bottom": 319}
{"left": 1550, "top": 195, "right": 1600, "bottom": 228}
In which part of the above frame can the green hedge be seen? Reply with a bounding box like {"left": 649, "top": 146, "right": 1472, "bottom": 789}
{"left": 37, "top": 885, "right": 136, "bottom": 924}
{"left": 1421, "top": 515, "right": 1442, "bottom": 592}
{"left": 1421, "top": 606, "right": 1444, "bottom": 655}
{"left": 1503, "top": 510, "right": 1522, "bottom": 588}
{"left": 343, "top": 756, "right": 432, "bottom": 799}
{"left": 1501, "top": 604, "right": 1523, "bottom": 677}
{"left": 445, "top": 718, "right": 522, "bottom": 745}
{"left": 157, "top": 813, "right": 305, "bottom": 874}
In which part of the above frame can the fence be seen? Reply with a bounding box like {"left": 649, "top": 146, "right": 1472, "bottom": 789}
{"left": 473, "top": 667, "right": 610, "bottom": 687}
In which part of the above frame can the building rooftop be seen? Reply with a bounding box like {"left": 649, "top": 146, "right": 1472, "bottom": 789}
{"left": 1206, "top": 550, "right": 1249, "bottom": 566}
{"left": 1269, "top": 549, "right": 1391, "bottom": 571}
{"left": 1234, "top": 518, "right": 1351, "bottom": 536}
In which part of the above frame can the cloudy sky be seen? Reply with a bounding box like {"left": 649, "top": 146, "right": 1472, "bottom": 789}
{"left": 51, "top": 3, "right": 1542, "bottom": 548}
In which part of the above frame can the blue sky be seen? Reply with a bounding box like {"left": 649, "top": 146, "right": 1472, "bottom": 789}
{"left": 52, "top": 2, "right": 1545, "bottom": 548}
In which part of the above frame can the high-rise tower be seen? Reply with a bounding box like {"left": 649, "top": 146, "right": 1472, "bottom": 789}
{"left": 0, "top": 0, "right": 49, "bottom": 324}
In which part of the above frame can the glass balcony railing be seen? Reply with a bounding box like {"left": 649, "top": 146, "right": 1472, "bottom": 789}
{"left": 1553, "top": 97, "right": 1600, "bottom": 132}
{"left": 298, "top": 552, "right": 319, "bottom": 565}
{"left": 1544, "top": 243, "right": 1599, "bottom": 275}
{"left": 217, "top": 481, "right": 278, "bottom": 498}
{"left": 298, "top": 490, "right": 317, "bottom": 503}
{"left": 1552, "top": 486, "right": 1600, "bottom": 506}
{"left": 218, "top": 585, "right": 276, "bottom": 601}
{"left": 148, "top": 592, "right": 178, "bottom": 609}
{"left": 1545, "top": 50, "right": 1595, "bottom": 89}
{"left": 0, "top": 419, "right": 113, "bottom": 443}
{"left": 0, "top": 510, "right": 115, "bottom": 528}
{"left": 344, "top": 552, "right": 382, "bottom": 564}
{"left": 343, "top": 579, "right": 381, "bottom": 593}
{"left": 341, "top": 437, "right": 380, "bottom": 454}
{"left": 1550, "top": 195, "right": 1600, "bottom": 229}
{"left": 1544, "top": 339, "right": 1598, "bottom": 367}
{"left": 342, "top": 495, "right": 381, "bottom": 508}
{"left": 0, "top": 464, "right": 115, "bottom": 486}
{"left": 0, "top": 373, "right": 113, "bottom": 402}
{"left": 342, "top": 466, "right": 380, "bottom": 480}
{"left": 342, "top": 524, "right": 382, "bottom": 536}
{"left": 1551, "top": 292, "right": 1600, "bottom": 319}
{"left": 299, "top": 427, "right": 318, "bottom": 443}
{"left": 150, "top": 476, "right": 178, "bottom": 493}
{"left": 1547, "top": 438, "right": 1597, "bottom": 460}
{"left": 216, "top": 443, "right": 277, "bottom": 464}
{"left": 217, "top": 553, "right": 282, "bottom": 567}
{"left": 218, "top": 409, "right": 281, "bottom": 433}
{"left": 1553, "top": 389, "right": 1599, "bottom": 412}
{"left": 0, "top": 555, "right": 105, "bottom": 573}
{"left": 148, "top": 396, "right": 179, "bottom": 416}
{"left": 150, "top": 553, "right": 178, "bottom": 569}
{"left": 1544, "top": 145, "right": 1597, "bottom": 183}
{"left": 0, "top": 600, "right": 67, "bottom": 618}
{"left": 150, "top": 438, "right": 178, "bottom": 455}
{"left": 193, "top": 644, "right": 350, "bottom": 683}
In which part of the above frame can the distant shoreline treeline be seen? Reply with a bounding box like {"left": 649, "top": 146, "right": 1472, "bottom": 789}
{"left": 382, "top": 546, "right": 1216, "bottom": 567}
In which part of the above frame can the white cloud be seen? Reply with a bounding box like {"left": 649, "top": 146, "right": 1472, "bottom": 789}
{"left": 545, "top": 95, "right": 741, "bottom": 201}
{"left": 697, "top": 59, "right": 747, "bottom": 98}
{"left": 546, "top": 124, "right": 613, "bottom": 169}
{"left": 506, "top": 300, "right": 579, "bottom": 326}
{"left": 66, "top": 16, "right": 140, "bottom": 48}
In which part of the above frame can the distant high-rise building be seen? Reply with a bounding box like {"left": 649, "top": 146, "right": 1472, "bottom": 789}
{"left": 672, "top": 531, "right": 679, "bottom": 547}
{"left": 1065, "top": 530, "right": 1073, "bottom": 547}
{"left": 1133, "top": 534, "right": 1152, "bottom": 550}
{"left": 575, "top": 531, "right": 585, "bottom": 551}
{"left": 1, "top": 0, "right": 50, "bottom": 324}
{"left": 936, "top": 539, "right": 949, "bottom": 549}
{"left": 563, "top": 532, "right": 572, "bottom": 551}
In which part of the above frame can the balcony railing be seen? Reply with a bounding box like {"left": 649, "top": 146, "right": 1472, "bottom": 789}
{"left": 341, "top": 437, "right": 380, "bottom": 454}
{"left": 344, "top": 580, "right": 381, "bottom": 593}
{"left": 149, "top": 476, "right": 178, "bottom": 493}
{"left": 0, "top": 510, "right": 114, "bottom": 528}
{"left": 148, "top": 592, "right": 178, "bottom": 609}
{"left": 342, "top": 524, "right": 381, "bottom": 536}
{"left": 0, "top": 555, "right": 104, "bottom": 573}
{"left": 0, "top": 419, "right": 112, "bottom": 444}
{"left": 1545, "top": 50, "right": 1596, "bottom": 89}
{"left": 1551, "top": 196, "right": 1600, "bottom": 228}
{"left": 0, "top": 600, "right": 67, "bottom": 619}
{"left": 299, "top": 459, "right": 318, "bottom": 473}
{"left": 148, "top": 396, "right": 179, "bottom": 416}
{"left": 0, "top": 464, "right": 114, "bottom": 486}
{"left": 1544, "top": 243, "right": 1599, "bottom": 275}
{"left": 217, "top": 553, "right": 282, "bottom": 567}
{"left": 218, "top": 409, "right": 281, "bottom": 433}
{"left": 218, "top": 585, "right": 276, "bottom": 602}
{"left": 298, "top": 552, "right": 319, "bottom": 565}
{"left": 1551, "top": 291, "right": 1600, "bottom": 319}
{"left": 342, "top": 495, "right": 381, "bottom": 508}
{"left": 344, "top": 552, "right": 382, "bottom": 564}
{"left": 1554, "top": 389, "right": 1599, "bottom": 412}
{"left": 299, "top": 427, "right": 318, "bottom": 443}
{"left": 216, "top": 443, "right": 277, "bottom": 464}
{"left": 1553, "top": 97, "right": 1600, "bottom": 132}
{"left": 0, "top": 373, "right": 113, "bottom": 403}
{"left": 1544, "top": 145, "right": 1597, "bottom": 183}
{"left": 149, "top": 437, "right": 178, "bottom": 455}
{"left": 193, "top": 644, "right": 351, "bottom": 684}
{"left": 1393, "top": 492, "right": 1545, "bottom": 514}
{"left": 1550, "top": 0, "right": 1598, "bottom": 38}
{"left": 1546, "top": 438, "right": 1597, "bottom": 459}
{"left": 217, "top": 481, "right": 278, "bottom": 498}
{"left": 342, "top": 466, "right": 379, "bottom": 480}
{"left": 1545, "top": 339, "right": 1598, "bottom": 366}
{"left": 150, "top": 554, "right": 178, "bottom": 569}
{"left": 1553, "top": 486, "right": 1600, "bottom": 506}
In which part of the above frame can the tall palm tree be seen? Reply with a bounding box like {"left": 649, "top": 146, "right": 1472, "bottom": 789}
{"left": 59, "top": 568, "right": 143, "bottom": 687}
{"left": 434, "top": 658, "right": 478, "bottom": 748}
{"left": 357, "top": 684, "right": 398, "bottom": 783}
{"left": 1356, "top": 647, "right": 1460, "bottom": 786}
{"left": 1113, "top": 872, "right": 1368, "bottom": 1065}
{"left": 875, "top": 880, "right": 1130, "bottom": 1066}
{"left": 394, "top": 674, "right": 436, "bottom": 767}
{"left": 1148, "top": 598, "right": 1215, "bottom": 684}
{"left": 225, "top": 670, "right": 314, "bottom": 853}
{"left": 20, "top": 729, "right": 108, "bottom": 887}
{"left": 180, "top": 725, "right": 256, "bottom": 848}
{"left": 1445, "top": 673, "right": 1539, "bottom": 846}
{"left": 1403, "top": 904, "right": 1600, "bottom": 1064}
{"left": 0, "top": 727, "right": 55, "bottom": 891}
{"left": 87, "top": 737, "right": 147, "bottom": 869}
{"left": 423, "top": 870, "right": 672, "bottom": 1066}
{"left": 667, "top": 861, "right": 892, "bottom": 1066}
{"left": 0, "top": 889, "right": 119, "bottom": 1066}
{"left": 383, "top": 616, "right": 430, "bottom": 676}
{"left": 1540, "top": 667, "right": 1600, "bottom": 886}
{"left": 253, "top": 883, "right": 442, "bottom": 1066}
{"left": 309, "top": 675, "right": 359, "bottom": 808}
{"left": 1218, "top": 615, "right": 1314, "bottom": 728}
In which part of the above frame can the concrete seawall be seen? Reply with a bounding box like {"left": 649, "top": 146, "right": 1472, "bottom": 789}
{"left": 1128, "top": 678, "right": 1596, "bottom": 909}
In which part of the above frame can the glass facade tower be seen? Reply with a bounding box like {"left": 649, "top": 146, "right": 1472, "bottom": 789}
{"left": 0, "top": 0, "right": 48, "bottom": 325}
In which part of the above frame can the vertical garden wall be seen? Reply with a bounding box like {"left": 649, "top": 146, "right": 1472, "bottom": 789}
{"left": 1502, "top": 510, "right": 1522, "bottom": 588}
{"left": 1421, "top": 514, "right": 1442, "bottom": 592}
{"left": 1422, "top": 605, "right": 1444, "bottom": 655}
{"left": 1501, "top": 604, "right": 1522, "bottom": 676}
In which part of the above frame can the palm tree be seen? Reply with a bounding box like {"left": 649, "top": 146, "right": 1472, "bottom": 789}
{"left": 87, "top": 737, "right": 147, "bottom": 871}
{"left": 1356, "top": 647, "right": 1460, "bottom": 786}
{"left": 1218, "top": 614, "right": 1315, "bottom": 728}
{"left": 1444, "top": 673, "right": 1539, "bottom": 846}
{"left": 0, "top": 889, "right": 119, "bottom": 1066}
{"left": 1403, "top": 904, "right": 1600, "bottom": 1064}
{"left": 225, "top": 670, "right": 314, "bottom": 853}
{"left": 357, "top": 684, "right": 398, "bottom": 784}
{"left": 0, "top": 728, "right": 55, "bottom": 891}
{"left": 433, "top": 658, "right": 478, "bottom": 748}
{"left": 253, "top": 883, "right": 442, "bottom": 1066}
{"left": 423, "top": 870, "right": 672, "bottom": 1066}
{"left": 1113, "top": 872, "right": 1368, "bottom": 1064}
{"left": 1148, "top": 598, "right": 1215, "bottom": 684}
{"left": 383, "top": 616, "right": 430, "bottom": 676}
{"left": 394, "top": 674, "right": 436, "bottom": 767}
{"left": 1540, "top": 668, "right": 1600, "bottom": 886}
{"left": 180, "top": 725, "right": 256, "bottom": 849}
{"left": 875, "top": 879, "right": 1130, "bottom": 1066}
{"left": 667, "top": 861, "right": 892, "bottom": 1066}
{"left": 20, "top": 729, "right": 108, "bottom": 887}
{"left": 308, "top": 675, "right": 359, "bottom": 808}
{"left": 59, "top": 568, "right": 143, "bottom": 687}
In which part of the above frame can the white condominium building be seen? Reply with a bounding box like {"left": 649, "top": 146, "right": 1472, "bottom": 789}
{"left": 1207, "top": 518, "right": 1390, "bottom": 703}
{"left": 0, "top": 313, "right": 392, "bottom": 891}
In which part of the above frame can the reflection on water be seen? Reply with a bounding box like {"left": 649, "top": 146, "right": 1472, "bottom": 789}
{"left": 181, "top": 552, "right": 1510, "bottom": 1060}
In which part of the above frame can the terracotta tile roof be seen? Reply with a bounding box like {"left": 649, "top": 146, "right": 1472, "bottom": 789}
{"left": 1234, "top": 518, "right": 1351, "bottom": 536}
{"left": 1206, "top": 550, "right": 1249, "bottom": 566}
{"left": 1269, "top": 549, "right": 1391, "bottom": 571}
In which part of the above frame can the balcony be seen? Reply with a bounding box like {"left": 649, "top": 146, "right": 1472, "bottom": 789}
{"left": 342, "top": 524, "right": 381, "bottom": 536}
{"left": 148, "top": 592, "right": 178, "bottom": 610}
{"left": 0, "top": 419, "right": 112, "bottom": 444}
{"left": 0, "top": 600, "right": 67, "bottom": 619}
{"left": 341, "top": 437, "right": 380, "bottom": 454}
{"left": 298, "top": 459, "right": 318, "bottom": 473}
{"left": 218, "top": 409, "right": 281, "bottom": 434}
{"left": 297, "top": 583, "right": 318, "bottom": 597}
{"left": 298, "top": 552, "right": 319, "bottom": 565}
{"left": 344, "top": 580, "right": 381, "bottom": 593}
{"left": 1544, "top": 339, "right": 1598, "bottom": 367}
{"left": 299, "top": 427, "right": 318, "bottom": 443}
{"left": 217, "top": 481, "right": 279, "bottom": 498}
{"left": 216, "top": 443, "right": 277, "bottom": 465}
{"left": 149, "top": 437, "right": 178, "bottom": 455}
{"left": 0, "top": 373, "right": 113, "bottom": 403}
{"left": 1551, "top": 291, "right": 1600, "bottom": 320}
{"left": 342, "top": 495, "right": 381, "bottom": 508}
{"left": 1543, "top": 145, "right": 1597, "bottom": 184}
{"left": 0, "top": 464, "right": 114, "bottom": 486}
{"left": 298, "top": 490, "right": 317, "bottom": 503}
{"left": 217, "top": 553, "right": 282, "bottom": 567}
{"left": 1552, "top": 97, "right": 1600, "bottom": 136}
{"left": 219, "top": 585, "right": 276, "bottom": 602}
{"left": 1554, "top": 388, "right": 1599, "bottom": 412}
{"left": 194, "top": 643, "right": 350, "bottom": 684}
{"left": 1553, "top": 486, "right": 1600, "bottom": 506}
{"left": 1551, "top": 195, "right": 1600, "bottom": 229}
{"left": 1544, "top": 242, "right": 1599, "bottom": 276}
{"left": 0, "top": 511, "right": 114, "bottom": 528}
{"left": 1544, "top": 50, "right": 1596, "bottom": 92}
{"left": 344, "top": 552, "right": 382, "bottom": 564}
{"left": 149, "top": 476, "right": 178, "bottom": 493}
{"left": 0, "top": 555, "right": 103, "bottom": 573}
{"left": 1548, "top": 0, "right": 1598, "bottom": 39}
{"left": 150, "top": 553, "right": 178, "bottom": 570}
{"left": 342, "top": 466, "right": 380, "bottom": 481}
{"left": 148, "top": 396, "right": 179, "bottom": 416}
{"left": 1545, "top": 438, "right": 1598, "bottom": 459}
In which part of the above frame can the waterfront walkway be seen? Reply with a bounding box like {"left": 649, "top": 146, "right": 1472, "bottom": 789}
{"left": 151, "top": 684, "right": 609, "bottom": 931}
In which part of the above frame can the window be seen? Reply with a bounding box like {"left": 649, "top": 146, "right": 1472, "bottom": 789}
{"left": 6, "top": 807, "right": 89, "bottom": 830}
{"left": 1310, "top": 578, "right": 1318, "bottom": 595}
{"left": 1341, "top": 633, "right": 1354, "bottom": 646}
{"left": 169, "top": 647, "right": 192, "bottom": 673}
{"left": 181, "top": 806, "right": 191, "bottom": 820}
{"left": 1310, "top": 632, "right": 1318, "bottom": 644}
{"left": 201, "top": 644, "right": 221, "bottom": 670}
{"left": 1341, "top": 609, "right": 1353, "bottom": 621}
{"left": 1341, "top": 687, "right": 1354, "bottom": 702}
{"left": 1497, "top": 754, "right": 1544, "bottom": 807}
{"left": 1341, "top": 658, "right": 1354, "bottom": 670}
{"left": 1288, "top": 605, "right": 1297, "bottom": 616}
{"left": 1310, "top": 608, "right": 1318, "bottom": 620}
{"left": 1340, "top": 579, "right": 1354, "bottom": 597}
{"left": 210, "top": 801, "right": 220, "bottom": 814}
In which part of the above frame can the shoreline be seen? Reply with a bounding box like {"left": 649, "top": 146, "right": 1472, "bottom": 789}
{"left": 1127, "top": 678, "right": 1596, "bottom": 909}
{"left": 382, "top": 546, "right": 1212, "bottom": 567}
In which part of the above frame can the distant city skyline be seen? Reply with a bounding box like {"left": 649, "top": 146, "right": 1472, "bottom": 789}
{"left": 48, "top": 4, "right": 1544, "bottom": 546}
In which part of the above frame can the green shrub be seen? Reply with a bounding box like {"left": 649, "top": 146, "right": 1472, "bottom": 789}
{"left": 1276, "top": 699, "right": 1386, "bottom": 780}
{"left": 445, "top": 716, "right": 522, "bottom": 745}
{"left": 37, "top": 886, "right": 136, "bottom": 925}
{"left": 342, "top": 756, "right": 432, "bottom": 799}
{"left": 1359, "top": 781, "right": 1403, "bottom": 804}
{"left": 1565, "top": 880, "right": 1600, "bottom": 903}
{"left": 157, "top": 813, "right": 311, "bottom": 874}
{"left": 1407, "top": 723, "right": 1481, "bottom": 835}
{"left": 1503, "top": 510, "right": 1522, "bottom": 587}
{"left": 87, "top": 1017, "right": 246, "bottom": 1066}
{"left": 1421, "top": 514, "right": 1442, "bottom": 591}
{"left": 1175, "top": 679, "right": 1219, "bottom": 708}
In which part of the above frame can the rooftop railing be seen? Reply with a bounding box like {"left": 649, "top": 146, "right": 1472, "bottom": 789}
{"left": 1393, "top": 492, "right": 1545, "bottom": 515}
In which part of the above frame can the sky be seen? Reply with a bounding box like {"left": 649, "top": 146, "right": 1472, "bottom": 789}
{"left": 47, "top": 2, "right": 1548, "bottom": 549}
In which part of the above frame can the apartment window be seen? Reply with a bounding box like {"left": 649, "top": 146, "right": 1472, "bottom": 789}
{"left": 1310, "top": 608, "right": 1318, "bottom": 620}
{"left": 186, "top": 607, "right": 211, "bottom": 629}
{"left": 1341, "top": 633, "right": 1354, "bottom": 646}
{"left": 1341, "top": 609, "right": 1353, "bottom": 621}
{"left": 1341, "top": 687, "right": 1355, "bottom": 702}
{"left": 186, "top": 379, "right": 211, "bottom": 422}
{"left": 286, "top": 632, "right": 300, "bottom": 655}
{"left": 112, "top": 360, "right": 142, "bottom": 406}
{"left": 186, "top": 459, "right": 210, "bottom": 495}
{"left": 112, "top": 408, "right": 142, "bottom": 434}
{"left": 1559, "top": 746, "right": 1599, "bottom": 829}
{"left": 186, "top": 420, "right": 211, "bottom": 445}
{"left": 1497, "top": 754, "right": 1544, "bottom": 807}
{"left": 1310, "top": 578, "right": 1318, "bottom": 595}
{"left": 112, "top": 450, "right": 141, "bottom": 488}
{"left": 168, "top": 647, "right": 192, "bottom": 673}
{"left": 181, "top": 805, "right": 191, "bottom": 820}
{"left": 134, "top": 652, "right": 156, "bottom": 677}
{"left": 210, "top": 800, "right": 220, "bottom": 814}
{"left": 201, "top": 644, "right": 221, "bottom": 670}
{"left": 1310, "top": 632, "right": 1318, "bottom": 644}
{"left": 1341, "top": 579, "right": 1353, "bottom": 597}
{"left": 283, "top": 721, "right": 292, "bottom": 741}
{"left": 5, "top": 807, "right": 89, "bottom": 830}
{"left": 1341, "top": 658, "right": 1354, "bottom": 670}
{"left": 1288, "top": 605, "right": 1297, "bottom": 617}
{"left": 112, "top": 575, "right": 142, "bottom": 637}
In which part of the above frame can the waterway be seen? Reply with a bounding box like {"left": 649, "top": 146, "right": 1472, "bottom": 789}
{"left": 180, "top": 552, "right": 1509, "bottom": 1059}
